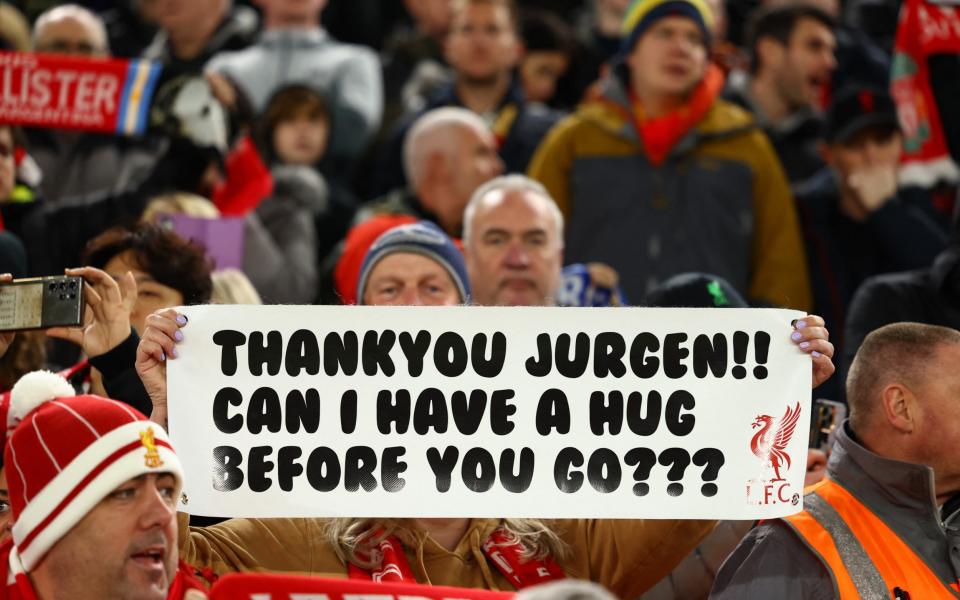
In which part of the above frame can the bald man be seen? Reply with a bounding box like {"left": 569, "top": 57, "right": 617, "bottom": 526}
{"left": 358, "top": 107, "right": 504, "bottom": 237}
{"left": 32, "top": 4, "right": 109, "bottom": 56}
{"left": 463, "top": 174, "right": 563, "bottom": 306}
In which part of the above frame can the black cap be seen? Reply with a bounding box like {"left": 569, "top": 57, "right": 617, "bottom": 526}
{"left": 643, "top": 272, "right": 749, "bottom": 308}
{"left": 823, "top": 86, "right": 900, "bottom": 144}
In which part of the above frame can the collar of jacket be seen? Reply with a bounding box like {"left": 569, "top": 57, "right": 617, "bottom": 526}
{"left": 830, "top": 422, "right": 944, "bottom": 530}
{"left": 426, "top": 76, "right": 525, "bottom": 113}
{"left": 403, "top": 190, "right": 444, "bottom": 226}
{"left": 144, "top": 6, "right": 258, "bottom": 61}
{"left": 260, "top": 28, "right": 330, "bottom": 49}
{"left": 724, "top": 74, "right": 822, "bottom": 135}
{"left": 580, "top": 66, "right": 756, "bottom": 159}
{"left": 929, "top": 244, "right": 960, "bottom": 293}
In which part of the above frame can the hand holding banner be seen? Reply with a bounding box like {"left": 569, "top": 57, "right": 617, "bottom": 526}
{"left": 166, "top": 306, "right": 811, "bottom": 520}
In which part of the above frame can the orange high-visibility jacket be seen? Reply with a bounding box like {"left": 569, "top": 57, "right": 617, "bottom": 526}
{"left": 784, "top": 477, "right": 960, "bottom": 599}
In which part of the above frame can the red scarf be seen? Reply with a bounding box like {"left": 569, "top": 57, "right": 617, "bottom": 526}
{"left": 611, "top": 65, "right": 725, "bottom": 166}
{"left": 891, "top": 0, "right": 960, "bottom": 186}
{"left": 347, "top": 526, "right": 565, "bottom": 589}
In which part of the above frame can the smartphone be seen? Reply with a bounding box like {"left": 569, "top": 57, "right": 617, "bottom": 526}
{"left": 809, "top": 399, "right": 846, "bottom": 450}
{"left": 0, "top": 276, "right": 85, "bottom": 332}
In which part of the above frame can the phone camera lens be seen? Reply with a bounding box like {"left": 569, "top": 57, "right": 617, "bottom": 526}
{"left": 68, "top": 280, "right": 77, "bottom": 290}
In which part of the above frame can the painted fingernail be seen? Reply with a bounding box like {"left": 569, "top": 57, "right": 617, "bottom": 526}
{"left": 160, "top": 352, "right": 166, "bottom": 362}
{"left": 791, "top": 332, "right": 803, "bottom": 341}
{"left": 171, "top": 347, "right": 179, "bottom": 359}
{"left": 176, "top": 315, "right": 187, "bottom": 326}
{"left": 812, "top": 351, "right": 822, "bottom": 358}
{"left": 174, "top": 330, "right": 184, "bottom": 342}
{"left": 796, "top": 320, "right": 807, "bottom": 329}
{"left": 800, "top": 341, "right": 810, "bottom": 349}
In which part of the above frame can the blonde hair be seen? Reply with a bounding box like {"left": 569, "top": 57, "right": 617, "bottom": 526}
{"left": 211, "top": 269, "right": 262, "bottom": 305}
{"left": 324, "top": 518, "right": 568, "bottom": 568}
{"left": 141, "top": 193, "right": 221, "bottom": 222}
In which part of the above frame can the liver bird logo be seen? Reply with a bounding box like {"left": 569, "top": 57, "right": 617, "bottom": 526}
{"left": 139, "top": 428, "right": 164, "bottom": 468}
{"left": 750, "top": 403, "right": 801, "bottom": 482}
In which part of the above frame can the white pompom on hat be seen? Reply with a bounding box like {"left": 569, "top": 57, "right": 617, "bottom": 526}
{"left": 8, "top": 370, "right": 76, "bottom": 429}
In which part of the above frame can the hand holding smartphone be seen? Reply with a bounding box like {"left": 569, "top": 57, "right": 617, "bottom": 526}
{"left": 0, "top": 276, "right": 85, "bottom": 333}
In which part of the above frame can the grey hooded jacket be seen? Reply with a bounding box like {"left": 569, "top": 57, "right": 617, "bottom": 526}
{"left": 207, "top": 29, "right": 382, "bottom": 161}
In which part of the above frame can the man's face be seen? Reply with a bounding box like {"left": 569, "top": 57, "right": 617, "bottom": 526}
{"left": 466, "top": 189, "right": 562, "bottom": 306}
{"left": 447, "top": 125, "right": 504, "bottom": 225}
{"left": 769, "top": 18, "right": 836, "bottom": 110}
{"left": 520, "top": 51, "right": 570, "bottom": 104}
{"left": 363, "top": 253, "right": 462, "bottom": 306}
{"left": 35, "top": 473, "right": 180, "bottom": 600}
{"left": 0, "top": 127, "right": 14, "bottom": 203}
{"left": 154, "top": 0, "right": 226, "bottom": 33}
{"left": 445, "top": 2, "right": 521, "bottom": 85}
{"left": 911, "top": 344, "right": 960, "bottom": 498}
{"left": 33, "top": 16, "right": 106, "bottom": 56}
{"left": 103, "top": 251, "right": 185, "bottom": 335}
{"left": 826, "top": 126, "right": 902, "bottom": 183}
{"left": 626, "top": 17, "right": 709, "bottom": 101}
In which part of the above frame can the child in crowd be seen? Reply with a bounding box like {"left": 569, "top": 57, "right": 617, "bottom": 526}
{"left": 259, "top": 85, "right": 332, "bottom": 169}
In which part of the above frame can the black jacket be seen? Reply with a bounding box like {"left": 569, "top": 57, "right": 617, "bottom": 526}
{"left": 724, "top": 82, "right": 824, "bottom": 186}
{"left": 88, "top": 331, "right": 152, "bottom": 417}
{"left": 795, "top": 168, "right": 948, "bottom": 400}
{"left": 843, "top": 243, "right": 960, "bottom": 378}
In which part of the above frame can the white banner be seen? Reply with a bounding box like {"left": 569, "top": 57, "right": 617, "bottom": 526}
{"left": 167, "top": 306, "right": 811, "bottom": 520}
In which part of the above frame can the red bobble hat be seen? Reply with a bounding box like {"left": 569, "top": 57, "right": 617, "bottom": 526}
{"left": 4, "top": 371, "right": 183, "bottom": 571}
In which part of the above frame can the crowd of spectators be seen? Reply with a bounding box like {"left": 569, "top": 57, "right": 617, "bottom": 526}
{"left": 0, "top": 0, "right": 959, "bottom": 597}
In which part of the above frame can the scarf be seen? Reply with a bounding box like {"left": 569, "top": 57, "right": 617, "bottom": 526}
{"left": 618, "top": 64, "right": 725, "bottom": 166}
{"left": 891, "top": 0, "right": 960, "bottom": 187}
{"left": 347, "top": 526, "right": 565, "bottom": 590}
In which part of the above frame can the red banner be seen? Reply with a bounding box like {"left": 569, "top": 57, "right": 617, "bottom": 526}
{"left": 0, "top": 51, "right": 161, "bottom": 135}
{"left": 209, "top": 574, "right": 515, "bottom": 600}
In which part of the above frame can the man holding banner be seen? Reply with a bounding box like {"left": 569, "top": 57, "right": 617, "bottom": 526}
{"left": 133, "top": 300, "right": 833, "bottom": 598}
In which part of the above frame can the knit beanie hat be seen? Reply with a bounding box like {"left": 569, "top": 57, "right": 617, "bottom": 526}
{"left": 620, "top": 0, "right": 714, "bottom": 55}
{"left": 643, "top": 272, "right": 748, "bottom": 308}
{"left": 356, "top": 221, "right": 470, "bottom": 305}
{"left": 335, "top": 215, "right": 419, "bottom": 305}
{"left": 5, "top": 371, "right": 183, "bottom": 571}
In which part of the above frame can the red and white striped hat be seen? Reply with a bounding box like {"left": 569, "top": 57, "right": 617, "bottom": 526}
{"left": 4, "top": 371, "right": 183, "bottom": 571}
